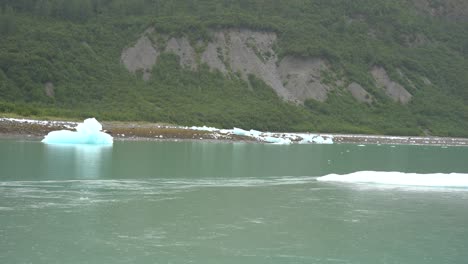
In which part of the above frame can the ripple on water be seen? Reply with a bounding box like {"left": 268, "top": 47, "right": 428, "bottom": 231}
{"left": 0, "top": 177, "right": 312, "bottom": 211}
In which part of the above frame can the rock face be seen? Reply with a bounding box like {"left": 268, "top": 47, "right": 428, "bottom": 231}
{"left": 201, "top": 32, "right": 228, "bottom": 74}
{"left": 278, "top": 56, "right": 330, "bottom": 102}
{"left": 121, "top": 29, "right": 332, "bottom": 102}
{"left": 200, "top": 30, "right": 333, "bottom": 102}
{"left": 347, "top": 82, "right": 372, "bottom": 103}
{"left": 165, "top": 37, "right": 197, "bottom": 70}
{"left": 120, "top": 36, "right": 159, "bottom": 81}
{"left": 44, "top": 82, "right": 55, "bottom": 98}
{"left": 371, "top": 66, "right": 412, "bottom": 104}
{"left": 412, "top": 0, "right": 468, "bottom": 21}
{"left": 225, "top": 29, "right": 292, "bottom": 100}
{"left": 121, "top": 29, "right": 415, "bottom": 104}
{"left": 402, "top": 33, "right": 429, "bottom": 48}
{"left": 421, "top": 76, "right": 432, "bottom": 85}
{"left": 201, "top": 29, "right": 294, "bottom": 101}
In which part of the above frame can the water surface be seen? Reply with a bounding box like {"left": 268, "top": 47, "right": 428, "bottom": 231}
{"left": 1, "top": 139, "right": 468, "bottom": 263}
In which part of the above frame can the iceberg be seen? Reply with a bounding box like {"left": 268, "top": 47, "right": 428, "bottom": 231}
{"left": 317, "top": 171, "right": 468, "bottom": 188}
{"left": 42, "top": 118, "right": 113, "bottom": 145}
{"left": 262, "top": 136, "right": 292, "bottom": 145}
{"left": 299, "top": 134, "right": 334, "bottom": 144}
{"left": 249, "top": 129, "right": 262, "bottom": 138}
{"left": 232, "top": 127, "right": 250, "bottom": 137}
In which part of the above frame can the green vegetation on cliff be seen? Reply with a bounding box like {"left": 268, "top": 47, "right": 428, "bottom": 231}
{"left": 1, "top": 0, "right": 468, "bottom": 136}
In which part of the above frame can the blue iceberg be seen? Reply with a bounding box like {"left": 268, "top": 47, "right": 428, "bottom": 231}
{"left": 42, "top": 118, "right": 113, "bottom": 145}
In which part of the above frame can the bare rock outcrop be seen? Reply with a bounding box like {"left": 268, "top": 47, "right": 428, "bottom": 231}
{"left": 412, "top": 0, "right": 468, "bottom": 21}
{"left": 402, "top": 33, "right": 429, "bottom": 48}
{"left": 278, "top": 57, "right": 331, "bottom": 102}
{"left": 371, "top": 66, "right": 412, "bottom": 104}
{"left": 226, "top": 29, "right": 293, "bottom": 100}
{"left": 44, "top": 82, "right": 54, "bottom": 98}
{"left": 165, "top": 37, "right": 197, "bottom": 70}
{"left": 347, "top": 82, "right": 372, "bottom": 103}
{"left": 201, "top": 32, "right": 228, "bottom": 74}
{"left": 421, "top": 76, "right": 432, "bottom": 85}
{"left": 121, "top": 36, "right": 159, "bottom": 81}
{"left": 121, "top": 29, "right": 339, "bottom": 103}
{"left": 200, "top": 30, "right": 332, "bottom": 102}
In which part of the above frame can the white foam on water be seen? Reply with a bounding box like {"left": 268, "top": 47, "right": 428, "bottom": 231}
{"left": 0, "top": 177, "right": 322, "bottom": 211}
{"left": 1, "top": 176, "right": 318, "bottom": 192}
{"left": 317, "top": 171, "right": 468, "bottom": 188}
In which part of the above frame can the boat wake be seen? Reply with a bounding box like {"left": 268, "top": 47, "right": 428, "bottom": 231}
{"left": 0, "top": 176, "right": 319, "bottom": 210}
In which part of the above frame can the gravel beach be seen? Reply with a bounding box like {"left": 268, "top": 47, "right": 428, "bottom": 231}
{"left": 1, "top": 117, "right": 468, "bottom": 146}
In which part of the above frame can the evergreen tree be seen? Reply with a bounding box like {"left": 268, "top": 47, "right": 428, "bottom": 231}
{"left": 0, "top": 5, "right": 16, "bottom": 36}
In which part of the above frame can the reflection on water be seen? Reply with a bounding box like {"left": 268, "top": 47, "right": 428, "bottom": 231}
{"left": 44, "top": 144, "right": 112, "bottom": 179}
{"left": 2, "top": 139, "right": 468, "bottom": 182}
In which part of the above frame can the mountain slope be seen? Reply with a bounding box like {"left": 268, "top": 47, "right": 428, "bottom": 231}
{"left": 1, "top": 0, "right": 468, "bottom": 136}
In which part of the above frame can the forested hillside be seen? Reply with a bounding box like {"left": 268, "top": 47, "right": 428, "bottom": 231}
{"left": 1, "top": 0, "right": 468, "bottom": 136}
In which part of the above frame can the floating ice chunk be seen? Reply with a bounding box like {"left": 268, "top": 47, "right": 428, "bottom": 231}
{"left": 285, "top": 134, "right": 299, "bottom": 141}
{"left": 42, "top": 118, "right": 113, "bottom": 145}
{"left": 299, "top": 134, "right": 333, "bottom": 144}
{"left": 232, "top": 127, "right": 249, "bottom": 136}
{"left": 299, "top": 134, "right": 314, "bottom": 144}
{"left": 317, "top": 171, "right": 468, "bottom": 188}
{"left": 313, "top": 136, "right": 326, "bottom": 144}
{"left": 273, "top": 138, "right": 292, "bottom": 145}
{"left": 263, "top": 136, "right": 281, "bottom": 143}
{"left": 219, "top": 129, "right": 231, "bottom": 134}
{"left": 189, "top": 125, "right": 219, "bottom": 132}
{"left": 183, "top": 125, "right": 333, "bottom": 145}
{"left": 262, "top": 136, "right": 291, "bottom": 145}
{"left": 311, "top": 135, "right": 333, "bottom": 144}
{"left": 249, "top": 129, "right": 262, "bottom": 138}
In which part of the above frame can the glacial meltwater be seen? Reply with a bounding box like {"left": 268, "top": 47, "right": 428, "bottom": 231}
{"left": 1, "top": 139, "right": 468, "bottom": 264}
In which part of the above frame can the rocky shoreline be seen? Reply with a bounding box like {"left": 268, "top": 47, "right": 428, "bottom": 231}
{"left": 1, "top": 117, "right": 468, "bottom": 146}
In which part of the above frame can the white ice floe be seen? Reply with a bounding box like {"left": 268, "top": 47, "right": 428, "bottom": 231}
{"left": 189, "top": 125, "right": 218, "bottom": 132}
{"left": 317, "top": 171, "right": 468, "bottom": 188}
{"left": 42, "top": 118, "right": 113, "bottom": 145}
{"left": 232, "top": 127, "right": 249, "bottom": 137}
{"left": 263, "top": 136, "right": 292, "bottom": 145}
{"left": 188, "top": 125, "right": 333, "bottom": 145}
{"left": 298, "top": 134, "right": 333, "bottom": 144}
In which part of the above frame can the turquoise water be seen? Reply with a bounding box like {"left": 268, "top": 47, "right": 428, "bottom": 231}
{"left": 1, "top": 139, "right": 468, "bottom": 263}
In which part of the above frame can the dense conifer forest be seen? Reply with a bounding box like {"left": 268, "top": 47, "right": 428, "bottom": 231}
{"left": 1, "top": 0, "right": 468, "bottom": 136}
